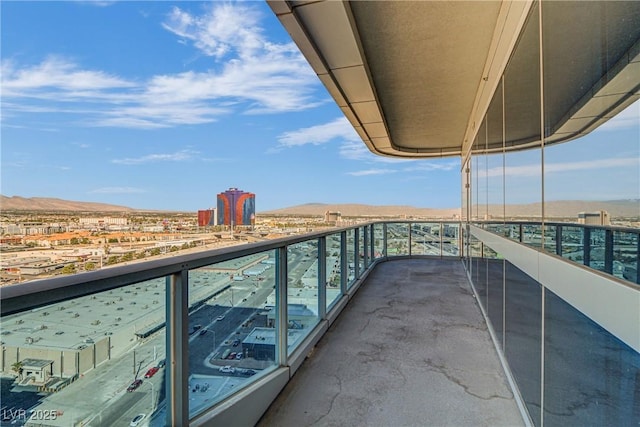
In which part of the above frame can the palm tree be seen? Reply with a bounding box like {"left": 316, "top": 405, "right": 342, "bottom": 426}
{"left": 11, "top": 361, "right": 24, "bottom": 380}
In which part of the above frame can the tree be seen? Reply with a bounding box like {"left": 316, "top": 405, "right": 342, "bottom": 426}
{"left": 62, "top": 264, "right": 77, "bottom": 274}
{"left": 106, "top": 256, "right": 120, "bottom": 265}
{"left": 150, "top": 248, "right": 161, "bottom": 256}
{"left": 121, "top": 252, "right": 134, "bottom": 262}
{"left": 85, "top": 262, "right": 97, "bottom": 271}
{"left": 11, "top": 361, "right": 24, "bottom": 379}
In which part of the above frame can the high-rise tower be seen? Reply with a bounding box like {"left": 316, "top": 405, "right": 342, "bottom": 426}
{"left": 216, "top": 188, "right": 255, "bottom": 227}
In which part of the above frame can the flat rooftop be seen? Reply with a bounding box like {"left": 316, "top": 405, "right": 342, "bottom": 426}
{"left": 259, "top": 258, "right": 525, "bottom": 426}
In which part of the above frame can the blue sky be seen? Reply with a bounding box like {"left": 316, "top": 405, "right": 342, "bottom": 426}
{"left": 1, "top": 1, "right": 638, "bottom": 212}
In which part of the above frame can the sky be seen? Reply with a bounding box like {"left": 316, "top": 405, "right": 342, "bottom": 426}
{"left": 1, "top": 1, "right": 638, "bottom": 212}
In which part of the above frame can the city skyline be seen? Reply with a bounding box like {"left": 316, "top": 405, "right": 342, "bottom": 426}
{"left": 2, "top": 1, "right": 639, "bottom": 212}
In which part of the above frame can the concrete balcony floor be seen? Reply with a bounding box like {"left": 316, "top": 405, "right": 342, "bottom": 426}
{"left": 258, "top": 258, "right": 525, "bottom": 427}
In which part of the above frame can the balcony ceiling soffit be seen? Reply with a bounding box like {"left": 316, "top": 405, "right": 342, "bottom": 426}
{"left": 270, "top": 1, "right": 640, "bottom": 159}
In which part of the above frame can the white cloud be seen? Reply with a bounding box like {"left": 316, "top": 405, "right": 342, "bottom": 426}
{"left": 89, "top": 187, "right": 145, "bottom": 194}
{"left": 112, "top": 150, "right": 199, "bottom": 165}
{"left": 403, "top": 161, "right": 459, "bottom": 172}
{"left": 480, "top": 157, "right": 640, "bottom": 178}
{"left": 339, "top": 140, "right": 376, "bottom": 161}
{"left": 159, "top": 3, "right": 320, "bottom": 113}
{"left": 347, "top": 169, "right": 396, "bottom": 177}
{"left": 162, "top": 4, "right": 263, "bottom": 60}
{"left": 1, "top": 56, "right": 134, "bottom": 95}
{"left": 277, "top": 117, "right": 358, "bottom": 147}
{"left": 1, "top": 3, "right": 322, "bottom": 129}
{"left": 74, "top": 1, "right": 117, "bottom": 6}
{"left": 599, "top": 99, "right": 639, "bottom": 131}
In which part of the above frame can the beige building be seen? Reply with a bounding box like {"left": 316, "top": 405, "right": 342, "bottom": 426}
{"left": 578, "top": 211, "right": 611, "bottom": 226}
{"left": 324, "top": 211, "right": 342, "bottom": 224}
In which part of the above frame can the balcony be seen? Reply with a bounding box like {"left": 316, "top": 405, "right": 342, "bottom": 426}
{"left": 1, "top": 221, "right": 638, "bottom": 426}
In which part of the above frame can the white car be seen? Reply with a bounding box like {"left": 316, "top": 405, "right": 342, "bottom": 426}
{"left": 218, "top": 365, "right": 235, "bottom": 374}
{"left": 130, "top": 413, "right": 146, "bottom": 427}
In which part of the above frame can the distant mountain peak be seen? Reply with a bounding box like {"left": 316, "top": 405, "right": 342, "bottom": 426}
{"left": 1, "top": 195, "right": 134, "bottom": 212}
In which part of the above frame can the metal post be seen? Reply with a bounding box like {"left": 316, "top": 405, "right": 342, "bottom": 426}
{"left": 556, "top": 225, "right": 563, "bottom": 256}
{"left": 636, "top": 233, "right": 640, "bottom": 285}
{"left": 340, "top": 231, "right": 347, "bottom": 294}
{"left": 318, "top": 237, "right": 327, "bottom": 319}
{"left": 604, "top": 229, "right": 614, "bottom": 274}
{"left": 363, "top": 227, "right": 369, "bottom": 268}
{"left": 166, "top": 271, "right": 189, "bottom": 427}
{"left": 583, "top": 227, "right": 591, "bottom": 267}
{"left": 518, "top": 224, "right": 523, "bottom": 243}
{"left": 276, "top": 247, "right": 288, "bottom": 366}
{"left": 370, "top": 225, "right": 375, "bottom": 262}
{"left": 408, "top": 223, "right": 412, "bottom": 257}
{"left": 383, "top": 223, "right": 388, "bottom": 258}
{"left": 354, "top": 228, "right": 360, "bottom": 278}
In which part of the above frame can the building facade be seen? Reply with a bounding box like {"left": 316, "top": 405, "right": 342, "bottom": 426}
{"left": 216, "top": 188, "right": 256, "bottom": 227}
{"left": 578, "top": 211, "right": 611, "bottom": 226}
{"left": 197, "top": 209, "right": 218, "bottom": 227}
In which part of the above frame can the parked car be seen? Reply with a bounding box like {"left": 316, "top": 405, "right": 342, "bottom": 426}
{"left": 218, "top": 366, "right": 235, "bottom": 374}
{"left": 199, "top": 329, "right": 207, "bottom": 336}
{"left": 235, "top": 352, "right": 243, "bottom": 360}
{"left": 216, "top": 315, "right": 225, "bottom": 321}
{"left": 228, "top": 352, "right": 237, "bottom": 359}
{"left": 157, "top": 359, "right": 166, "bottom": 368}
{"left": 127, "top": 379, "right": 143, "bottom": 392}
{"left": 130, "top": 413, "right": 146, "bottom": 427}
{"left": 144, "top": 367, "right": 159, "bottom": 378}
{"left": 232, "top": 339, "right": 240, "bottom": 347}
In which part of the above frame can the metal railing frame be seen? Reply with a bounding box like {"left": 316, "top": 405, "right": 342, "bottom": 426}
{"left": 1, "top": 219, "right": 637, "bottom": 425}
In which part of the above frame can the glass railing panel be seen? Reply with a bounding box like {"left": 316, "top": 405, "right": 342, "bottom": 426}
{"left": 359, "top": 226, "right": 366, "bottom": 271}
{"left": 544, "top": 287, "right": 640, "bottom": 426}
{"left": 325, "top": 233, "right": 342, "bottom": 311}
{"left": 386, "top": 223, "right": 409, "bottom": 256}
{"left": 522, "top": 224, "right": 542, "bottom": 249}
{"left": 373, "top": 223, "right": 384, "bottom": 259}
{"left": 442, "top": 223, "right": 460, "bottom": 256}
{"left": 587, "top": 228, "right": 606, "bottom": 273}
{"left": 543, "top": 224, "right": 557, "bottom": 254}
{"left": 187, "top": 250, "right": 277, "bottom": 418}
{"left": 1, "top": 278, "right": 167, "bottom": 427}
{"left": 346, "top": 229, "right": 356, "bottom": 287}
{"left": 368, "top": 226, "right": 375, "bottom": 264}
{"left": 286, "top": 240, "right": 320, "bottom": 356}
{"left": 613, "top": 230, "right": 639, "bottom": 284}
{"left": 485, "top": 222, "right": 503, "bottom": 235}
{"left": 560, "top": 226, "right": 584, "bottom": 264}
{"left": 410, "top": 223, "right": 441, "bottom": 256}
{"left": 504, "top": 223, "right": 521, "bottom": 242}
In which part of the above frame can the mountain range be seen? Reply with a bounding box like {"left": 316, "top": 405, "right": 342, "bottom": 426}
{"left": 262, "top": 200, "right": 640, "bottom": 218}
{"left": 1, "top": 196, "right": 638, "bottom": 218}
{"left": 1, "top": 196, "right": 134, "bottom": 212}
